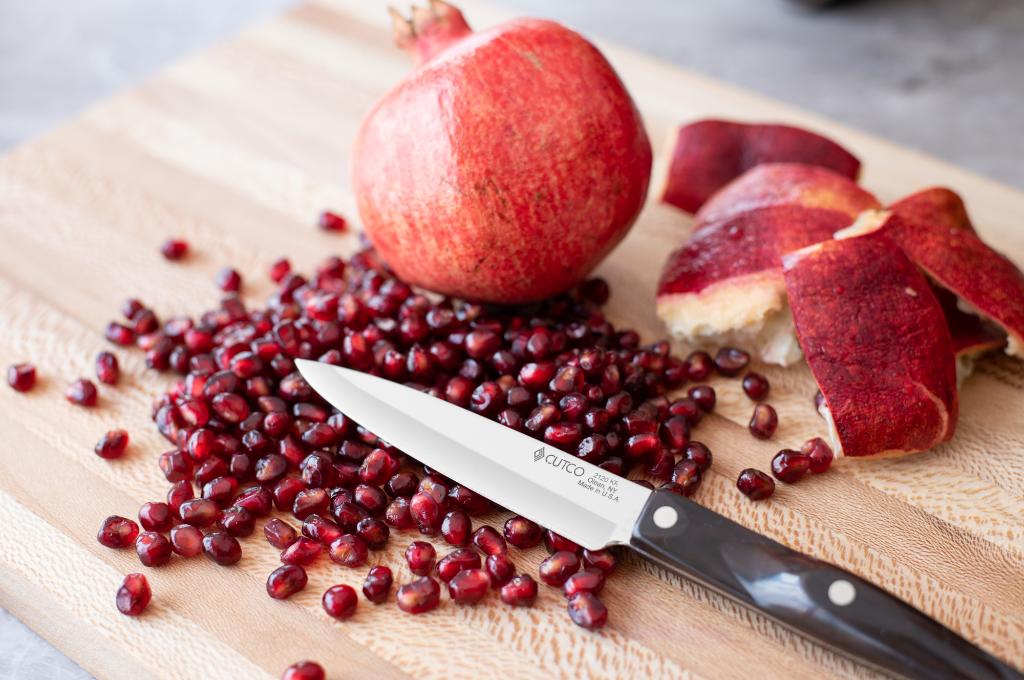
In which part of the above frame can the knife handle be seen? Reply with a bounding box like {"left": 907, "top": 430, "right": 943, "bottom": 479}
{"left": 629, "top": 489, "right": 1021, "bottom": 680}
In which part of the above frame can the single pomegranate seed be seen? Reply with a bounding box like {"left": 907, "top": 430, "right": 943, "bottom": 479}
{"left": 65, "top": 378, "right": 98, "bottom": 407}
{"left": 281, "top": 537, "right": 322, "bottom": 566}
{"left": 384, "top": 497, "right": 413, "bottom": 529}
{"left": 328, "top": 534, "right": 368, "bottom": 568}
{"left": 448, "top": 568, "right": 490, "bottom": 604}
{"left": 116, "top": 573, "right": 151, "bottom": 616}
{"left": 802, "top": 437, "right": 835, "bottom": 473}
{"left": 7, "top": 363, "right": 37, "bottom": 392}
{"left": 714, "top": 347, "right": 750, "bottom": 377}
{"left": 94, "top": 429, "right": 130, "bottom": 459}
{"left": 267, "top": 564, "right": 308, "bottom": 599}
{"left": 322, "top": 584, "right": 358, "bottom": 618}
{"left": 215, "top": 267, "right": 242, "bottom": 292}
{"left": 353, "top": 484, "right": 388, "bottom": 516}
{"left": 682, "top": 441, "right": 713, "bottom": 472}
{"left": 105, "top": 322, "right": 135, "bottom": 347}
{"left": 543, "top": 531, "right": 580, "bottom": 555}
{"left": 771, "top": 449, "right": 811, "bottom": 483}
{"left": 748, "top": 404, "right": 778, "bottom": 439}
{"left": 355, "top": 517, "right": 389, "bottom": 550}
{"left": 484, "top": 553, "right": 516, "bottom": 587}
{"left": 265, "top": 518, "right": 298, "bottom": 550}
{"left": 405, "top": 540, "right": 436, "bottom": 576}
{"left": 97, "top": 515, "right": 139, "bottom": 549}
{"left": 683, "top": 351, "right": 713, "bottom": 380}
{"left": 179, "top": 498, "right": 220, "bottom": 527}
{"left": 539, "top": 550, "right": 581, "bottom": 587}
{"left": 500, "top": 574, "right": 538, "bottom": 607}
{"left": 282, "top": 661, "right": 325, "bottom": 680}
{"left": 166, "top": 480, "right": 194, "bottom": 516}
{"left": 386, "top": 472, "right": 419, "bottom": 498}
{"left": 169, "top": 523, "right": 203, "bottom": 557}
{"left": 472, "top": 525, "right": 507, "bottom": 556}
{"left": 203, "top": 531, "right": 241, "bottom": 566}
{"left": 219, "top": 505, "right": 255, "bottom": 537}
{"left": 567, "top": 591, "right": 608, "bottom": 630}
{"left": 440, "top": 509, "right": 471, "bottom": 546}
{"left": 303, "top": 514, "right": 343, "bottom": 545}
{"left": 742, "top": 372, "right": 770, "bottom": 401}
{"left": 737, "top": 468, "right": 775, "bottom": 500}
{"left": 396, "top": 576, "right": 441, "bottom": 614}
{"left": 659, "top": 415, "right": 690, "bottom": 452}
{"left": 160, "top": 238, "right": 189, "bottom": 260}
{"left": 293, "top": 488, "right": 329, "bottom": 520}
{"left": 235, "top": 486, "right": 273, "bottom": 516}
{"left": 670, "top": 459, "right": 702, "bottom": 496}
{"left": 687, "top": 385, "right": 716, "bottom": 413}
{"left": 138, "top": 501, "right": 174, "bottom": 532}
{"left": 269, "top": 257, "right": 291, "bottom": 283}
{"left": 436, "top": 549, "right": 481, "bottom": 583}
{"left": 364, "top": 565, "right": 395, "bottom": 602}
{"left": 503, "top": 516, "right": 543, "bottom": 549}
{"left": 318, "top": 210, "right": 348, "bottom": 232}
{"left": 136, "top": 532, "right": 172, "bottom": 567}
{"left": 563, "top": 568, "right": 605, "bottom": 598}
{"left": 409, "top": 491, "right": 442, "bottom": 535}
{"left": 624, "top": 432, "right": 661, "bottom": 461}
{"left": 581, "top": 549, "right": 617, "bottom": 573}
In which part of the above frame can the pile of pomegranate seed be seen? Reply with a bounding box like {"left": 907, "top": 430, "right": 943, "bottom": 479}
{"left": 79, "top": 235, "right": 835, "bottom": 664}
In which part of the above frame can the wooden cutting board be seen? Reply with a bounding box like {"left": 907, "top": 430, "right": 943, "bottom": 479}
{"left": 1, "top": 1, "right": 1021, "bottom": 678}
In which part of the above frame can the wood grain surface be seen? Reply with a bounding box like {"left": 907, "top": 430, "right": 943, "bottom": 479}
{"left": 1, "top": 1, "right": 1022, "bottom": 678}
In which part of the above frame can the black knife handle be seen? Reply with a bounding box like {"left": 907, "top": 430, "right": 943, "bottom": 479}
{"left": 629, "top": 489, "right": 1022, "bottom": 680}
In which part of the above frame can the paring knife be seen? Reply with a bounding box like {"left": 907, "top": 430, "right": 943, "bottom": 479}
{"left": 295, "top": 359, "right": 1021, "bottom": 680}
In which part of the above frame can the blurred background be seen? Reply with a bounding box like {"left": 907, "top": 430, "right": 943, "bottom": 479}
{"left": 1, "top": 0, "right": 1022, "bottom": 677}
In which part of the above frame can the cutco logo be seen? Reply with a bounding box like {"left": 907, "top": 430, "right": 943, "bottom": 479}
{"left": 532, "top": 447, "right": 585, "bottom": 477}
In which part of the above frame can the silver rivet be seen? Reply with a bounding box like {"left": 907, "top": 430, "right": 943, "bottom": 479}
{"left": 828, "top": 579, "right": 856, "bottom": 606}
{"left": 652, "top": 505, "right": 678, "bottom": 529}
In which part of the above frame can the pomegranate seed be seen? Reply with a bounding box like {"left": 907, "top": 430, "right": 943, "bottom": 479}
{"left": 405, "top": 541, "right": 436, "bottom": 575}
{"left": 269, "top": 258, "right": 291, "bottom": 283}
{"left": 97, "top": 515, "right": 139, "bottom": 549}
{"left": 318, "top": 210, "right": 347, "bottom": 232}
{"left": 771, "top": 449, "right": 811, "bottom": 483}
{"left": 714, "top": 347, "right": 750, "bottom": 377}
{"left": 500, "top": 574, "right": 538, "bottom": 607}
{"left": 625, "top": 432, "right": 661, "bottom": 460}
{"left": 386, "top": 472, "right": 419, "bottom": 498}
{"left": 282, "top": 661, "right": 325, "bottom": 680}
{"left": 737, "top": 468, "right": 775, "bottom": 500}
{"left": 235, "top": 486, "right": 273, "bottom": 516}
{"left": 219, "top": 505, "right": 255, "bottom": 537}
{"left": 749, "top": 404, "right": 778, "bottom": 439}
{"left": 95, "top": 429, "right": 130, "bottom": 459}
{"left": 169, "top": 524, "right": 203, "bottom": 557}
{"left": 484, "top": 553, "right": 515, "bottom": 587}
{"left": 503, "top": 516, "right": 542, "bottom": 549}
{"left": 683, "top": 351, "right": 713, "bottom": 380}
{"left": 281, "top": 537, "right": 322, "bottom": 566}
{"left": 179, "top": 498, "right": 220, "bottom": 527}
{"left": 687, "top": 385, "right": 716, "bottom": 413}
{"left": 409, "top": 491, "right": 442, "bottom": 535}
{"left": 353, "top": 484, "right": 388, "bottom": 516}
{"left": 659, "top": 415, "right": 690, "bottom": 451}
{"left": 322, "top": 584, "right": 358, "bottom": 618}
{"left": 167, "top": 480, "right": 194, "bottom": 516}
{"left": 136, "top": 532, "right": 172, "bottom": 567}
{"left": 436, "top": 549, "right": 481, "bottom": 583}
{"left": 66, "top": 378, "right": 98, "bottom": 406}
{"left": 448, "top": 568, "right": 490, "bottom": 604}
{"left": 215, "top": 267, "right": 242, "bottom": 292}
{"left": 543, "top": 531, "right": 580, "bottom": 555}
{"left": 303, "top": 514, "right": 343, "bottom": 545}
{"left": 539, "top": 550, "right": 580, "bottom": 587}
{"left": 440, "top": 509, "right": 471, "bottom": 546}
{"left": 742, "top": 372, "right": 770, "bottom": 401}
{"left": 396, "top": 576, "right": 441, "bottom": 614}
{"left": 202, "top": 531, "right": 241, "bottom": 565}
{"left": 116, "top": 573, "right": 151, "bottom": 616}
{"left": 682, "top": 441, "right": 713, "bottom": 472}
{"left": 567, "top": 591, "right": 608, "bottom": 630}
{"left": 265, "top": 518, "right": 299, "bottom": 550}
{"left": 293, "top": 488, "right": 329, "bottom": 520}
{"left": 802, "top": 437, "right": 835, "bottom": 473}
{"left": 472, "top": 526, "right": 507, "bottom": 556}
{"left": 670, "top": 459, "right": 702, "bottom": 496}
{"left": 267, "top": 564, "right": 308, "bottom": 599}
{"left": 7, "top": 363, "right": 37, "bottom": 392}
{"left": 138, "top": 501, "right": 174, "bottom": 532}
{"left": 384, "top": 497, "right": 413, "bottom": 529}
{"left": 563, "top": 568, "right": 605, "bottom": 598}
{"left": 160, "top": 238, "right": 189, "bottom": 260}
{"left": 328, "top": 534, "right": 368, "bottom": 568}
{"left": 581, "top": 549, "right": 617, "bottom": 573}
{"left": 363, "top": 565, "right": 394, "bottom": 603}
{"left": 105, "top": 321, "right": 135, "bottom": 347}
{"left": 356, "top": 517, "right": 389, "bottom": 549}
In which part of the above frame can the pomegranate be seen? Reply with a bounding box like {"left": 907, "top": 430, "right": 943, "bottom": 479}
{"left": 352, "top": 1, "right": 652, "bottom": 302}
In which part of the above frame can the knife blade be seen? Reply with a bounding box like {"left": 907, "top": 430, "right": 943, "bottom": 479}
{"left": 296, "top": 359, "right": 1021, "bottom": 680}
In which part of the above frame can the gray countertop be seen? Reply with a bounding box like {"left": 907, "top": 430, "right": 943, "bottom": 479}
{"left": 1, "top": 1, "right": 1022, "bottom": 678}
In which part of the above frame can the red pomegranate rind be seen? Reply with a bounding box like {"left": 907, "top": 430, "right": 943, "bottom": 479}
{"left": 656, "top": 205, "right": 851, "bottom": 364}
{"left": 889, "top": 187, "right": 975, "bottom": 234}
{"left": 879, "top": 204, "right": 1024, "bottom": 358}
{"left": 782, "top": 234, "right": 958, "bottom": 457}
{"left": 661, "top": 120, "right": 861, "bottom": 214}
{"left": 696, "top": 163, "right": 879, "bottom": 227}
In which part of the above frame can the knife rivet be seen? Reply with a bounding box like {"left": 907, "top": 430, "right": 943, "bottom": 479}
{"left": 828, "top": 579, "right": 856, "bottom": 607}
{"left": 652, "top": 505, "right": 678, "bottom": 529}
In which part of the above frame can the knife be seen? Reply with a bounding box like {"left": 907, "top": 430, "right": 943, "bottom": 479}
{"left": 295, "top": 359, "right": 1021, "bottom": 680}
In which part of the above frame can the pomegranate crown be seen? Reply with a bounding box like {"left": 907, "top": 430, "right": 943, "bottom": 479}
{"left": 388, "top": 0, "right": 473, "bottom": 66}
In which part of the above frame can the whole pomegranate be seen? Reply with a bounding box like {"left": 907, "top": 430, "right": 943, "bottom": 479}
{"left": 352, "top": 1, "right": 652, "bottom": 303}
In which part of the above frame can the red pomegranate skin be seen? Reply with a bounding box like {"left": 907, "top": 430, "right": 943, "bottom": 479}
{"left": 352, "top": 3, "right": 652, "bottom": 303}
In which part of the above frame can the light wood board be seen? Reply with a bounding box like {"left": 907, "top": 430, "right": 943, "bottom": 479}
{"left": 0, "top": 1, "right": 1022, "bottom": 678}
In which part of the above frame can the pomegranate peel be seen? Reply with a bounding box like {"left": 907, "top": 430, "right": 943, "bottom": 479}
{"left": 353, "top": 2, "right": 652, "bottom": 302}
{"left": 661, "top": 120, "right": 861, "bottom": 214}
{"left": 782, "top": 233, "right": 958, "bottom": 458}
